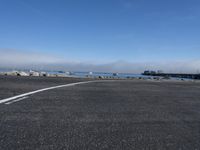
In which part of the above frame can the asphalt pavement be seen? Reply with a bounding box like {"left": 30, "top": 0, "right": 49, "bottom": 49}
{"left": 0, "top": 76, "right": 200, "bottom": 150}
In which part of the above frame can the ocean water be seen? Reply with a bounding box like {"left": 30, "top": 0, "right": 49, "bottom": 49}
{"left": 51, "top": 71, "right": 146, "bottom": 79}
{"left": 46, "top": 71, "right": 195, "bottom": 80}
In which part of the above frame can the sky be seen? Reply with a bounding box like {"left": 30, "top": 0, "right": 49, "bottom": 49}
{"left": 0, "top": 0, "right": 200, "bottom": 73}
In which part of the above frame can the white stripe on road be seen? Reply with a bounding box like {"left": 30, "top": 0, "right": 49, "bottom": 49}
{"left": 5, "top": 96, "right": 29, "bottom": 105}
{"left": 0, "top": 80, "right": 100, "bottom": 104}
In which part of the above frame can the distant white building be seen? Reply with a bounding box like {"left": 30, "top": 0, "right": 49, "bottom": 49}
{"left": 29, "top": 70, "right": 40, "bottom": 76}
{"left": 39, "top": 72, "right": 49, "bottom": 77}
{"left": 3, "top": 71, "right": 28, "bottom": 76}
{"left": 66, "top": 71, "right": 74, "bottom": 75}
{"left": 18, "top": 71, "right": 29, "bottom": 76}
{"left": 5, "top": 71, "right": 18, "bottom": 76}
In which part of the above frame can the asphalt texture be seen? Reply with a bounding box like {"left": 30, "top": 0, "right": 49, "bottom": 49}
{"left": 0, "top": 75, "right": 91, "bottom": 99}
{"left": 0, "top": 76, "right": 200, "bottom": 150}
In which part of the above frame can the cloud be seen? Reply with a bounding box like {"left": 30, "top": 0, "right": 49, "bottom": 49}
{"left": 0, "top": 48, "right": 200, "bottom": 73}
{"left": 0, "top": 49, "right": 66, "bottom": 65}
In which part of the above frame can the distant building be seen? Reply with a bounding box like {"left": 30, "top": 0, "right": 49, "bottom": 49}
{"left": 39, "top": 72, "right": 49, "bottom": 77}
{"left": 29, "top": 70, "right": 39, "bottom": 76}
{"left": 143, "top": 70, "right": 156, "bottom": 75}
{"left": 18, "top": 71, "right": 29, "bottom": 76}
{"left": 4, "top": 71, "right": 28, "bottom": 76}
{"left": 143, "top": 70, "right": 150, "bottom": 75}
{"left": 157, "top": 70, "right": 163, "bottom": 74}
{"left": 5, "top": 71, "right": 18, "bottom": 76}
{"left": 113, "top": 73, "right": 118, "bottom": 76}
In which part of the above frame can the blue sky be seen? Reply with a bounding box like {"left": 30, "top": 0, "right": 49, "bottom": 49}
{"left": 0, "top": 0, "right": 200, "bottom": 72}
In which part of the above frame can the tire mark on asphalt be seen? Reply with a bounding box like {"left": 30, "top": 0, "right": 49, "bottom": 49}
{"left": 5, "top": 96, "right": 29, "bottom": 105}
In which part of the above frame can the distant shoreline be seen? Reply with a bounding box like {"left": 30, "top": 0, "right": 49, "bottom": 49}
{"left": 0, "top": 73, "right": 198, "bottom": 83}
{"left": 143, "top": 72, "right": 200, "bottom": 80}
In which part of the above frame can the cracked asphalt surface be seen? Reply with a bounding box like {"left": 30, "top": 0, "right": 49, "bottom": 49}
{"left": 0, "top": 76, "right": 200, "bottom": 149}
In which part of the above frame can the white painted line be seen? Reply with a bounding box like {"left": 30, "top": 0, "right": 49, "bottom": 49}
{"left": 0, "top": 80, "right": 100, "bottom": 104}
{"left": 5, "top": 96, "right": 29, "bottom": 105}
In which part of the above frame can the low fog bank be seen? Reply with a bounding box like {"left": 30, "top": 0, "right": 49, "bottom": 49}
{"left": 1, "top": 60, "right": 200, "bottom": 74}
{"left": 0, "top": 49, "right": 200, "bottom": 73}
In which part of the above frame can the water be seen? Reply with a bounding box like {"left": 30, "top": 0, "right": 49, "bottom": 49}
{"left": 43, "top": 70, "right": 146, "bottom": 78}
{"left": 59, "top": 71, "right": 146, "bottom": 79}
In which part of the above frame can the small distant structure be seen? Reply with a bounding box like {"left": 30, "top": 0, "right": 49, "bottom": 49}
{"left": 98, "top": 76, "right": 104, "bottom": 79}
{"left": 39, "top": 72, "right": 49, "bottom": 77}
{"left": 113, "top": 72, "right": 118, "bottom": 76}
{"left": 143, "top": 70, "right": 156, "bottom": 75}
{"left": 58, "top": 71, "right": 65, "bottom": 73}
{"left": 3, "top": 71, "right": 28, "bottom": 76}
{"left": 66, "top": 71, "right": 74, "bottom": 75}
{"left": 157, "top": 70, "right": 163, "bottom": 74}
{"left": 29, "top": 70, "right": 40, "bottom": 76}
{"left": 163, "top": 76, "right": 170, "bottom": 80}
{"left": 18, "top": 71, "right": 29, "bottom": 76}
{"left": 5, "top": 71, "right": 18, "bottom": 76}
{"left": 85, "top": 72, "right": 93, "bottom": 78}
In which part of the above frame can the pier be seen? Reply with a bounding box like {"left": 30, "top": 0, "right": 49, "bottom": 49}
{"left": 142, "top": 71, "right": 200, "bottom": 79}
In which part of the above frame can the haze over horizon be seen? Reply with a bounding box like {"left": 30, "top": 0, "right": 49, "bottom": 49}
{"left": 1, "top": 0, "right": 200, "bottom": 73}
